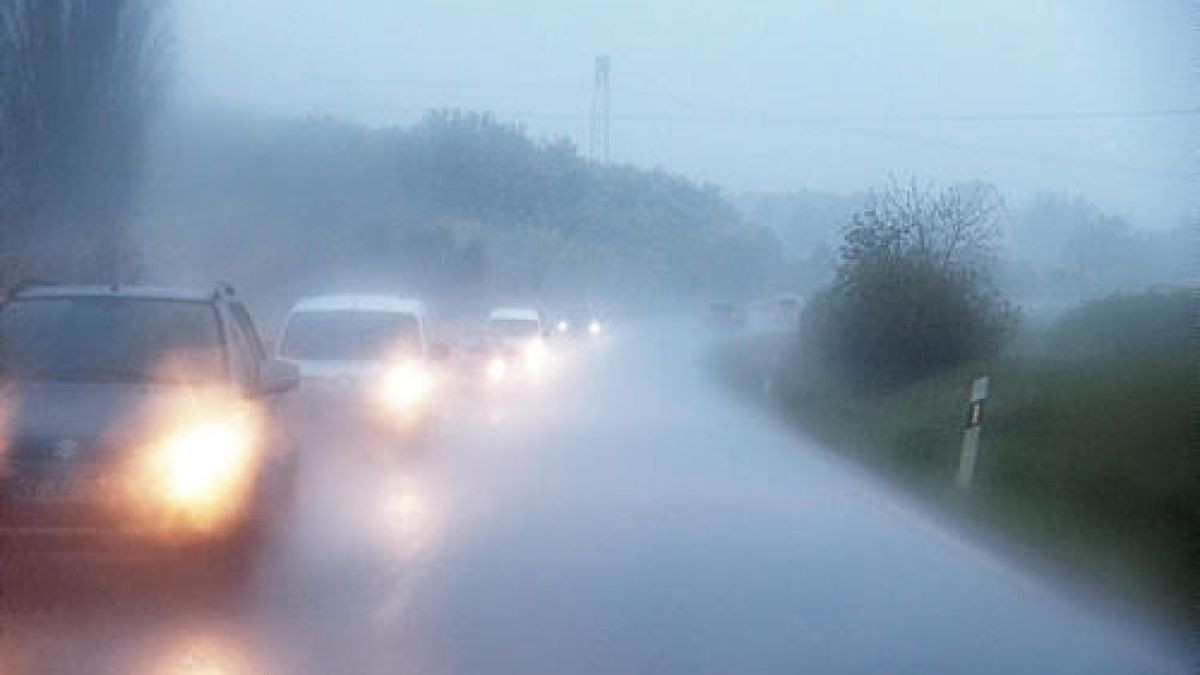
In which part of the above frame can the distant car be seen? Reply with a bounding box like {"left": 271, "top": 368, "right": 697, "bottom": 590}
{"left": 550, "top": 306, "right": 605, "bottom": 339}
{"left": 486, "top": 307, "right": 550, "bottom": 376}
{"left": 0, "top": 283, "right": 300, "bottom": 566}
{"left": 708, "top": 301, "right": 747, "bottom": 330}
{"left": 277, "top": 294, "right": 446, "bottom": 437}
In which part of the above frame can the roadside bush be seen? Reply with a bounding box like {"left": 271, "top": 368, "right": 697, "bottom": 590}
{"left": 803, "top": 180, "right": 1016, "bottom": 387}
{"left": 1050, "top": 289, "right": 1191, "bottom": 357}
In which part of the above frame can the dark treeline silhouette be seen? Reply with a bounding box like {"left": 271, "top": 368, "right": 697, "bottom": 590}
{"left": 0, "top": 0, "right": 168, "bottom": 282}
{"left": 139, "top": 110, "right": 785, "bottom": 312}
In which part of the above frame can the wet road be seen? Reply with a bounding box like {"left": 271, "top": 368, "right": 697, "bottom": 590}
{"left": 0, "top": 321, "right": 1190, "bottom": 674}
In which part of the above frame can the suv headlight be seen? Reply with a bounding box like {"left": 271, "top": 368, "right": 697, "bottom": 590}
{"left": 159, "top": 421, "right": 250, "bottom": 506}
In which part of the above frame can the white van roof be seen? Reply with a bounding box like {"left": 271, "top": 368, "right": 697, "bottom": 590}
{"left": 290, "top": 294, "right": 425, "bottom": 315}
{"left": 488, "top": 307, "right": 540, "bottom": 322}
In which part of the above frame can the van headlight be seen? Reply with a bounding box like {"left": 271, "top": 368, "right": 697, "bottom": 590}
{"left": 486, "top": 356, "right": 508, "bottom": 383}
{"left": 525, "top": 339, "right": 547, "bottom": 364}
{"left": 381, "top": 362, "right": 434, "bottom": 408}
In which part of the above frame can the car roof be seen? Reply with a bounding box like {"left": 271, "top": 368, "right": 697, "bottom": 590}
{"left": 11, "top": 285, "right": 217, "bottom": 302}
{"left": 289, "top": 294, "right": 425, "bottom": 315}
{"left": 488, "top": 307, "right": 541, "bottom": 321}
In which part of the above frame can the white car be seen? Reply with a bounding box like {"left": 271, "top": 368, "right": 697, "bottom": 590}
{"left": 278, "top": 295, "right": 445, "bottom": 435}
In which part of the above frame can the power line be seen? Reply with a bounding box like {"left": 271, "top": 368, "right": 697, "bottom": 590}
{"left": 617, "top": 84, "right": 1200, "bottom": 124}
{"left": 610, "top": 83, "right": 1196, "bottom": 181}
{"left": 222, "top": 73, "right": 1199, "bottom": 123}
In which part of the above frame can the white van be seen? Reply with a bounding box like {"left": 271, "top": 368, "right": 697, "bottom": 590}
{"left": 278, "top": 294, "right": 444, "bottom": 432}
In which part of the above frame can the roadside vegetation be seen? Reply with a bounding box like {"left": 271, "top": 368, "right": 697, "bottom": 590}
{"left": 801, "top": 179, "right": 1016, "bottom": 387}
{"left": 719, "top": 178, "right": 1193, "bottom": 626}
{"left": 721, "top": 286, "right": 1193, "bottom": 628}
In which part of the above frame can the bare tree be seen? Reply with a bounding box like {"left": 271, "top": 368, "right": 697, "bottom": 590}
{"left": 807, "top": 178, "right": 1014, "bottom": 386}
{"left": 840, "top": 177, "right": 1003, "bottom": 278}
{"left": 0, "top": 0, "right": 170, "bottom": 281}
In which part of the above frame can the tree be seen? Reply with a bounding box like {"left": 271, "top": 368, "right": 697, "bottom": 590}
{"left": 805, "top": 179, "right": 1015, "bottom": 386}
{"left": 0, "top": 0, "right": 169, "bottom": 281}
{"left": 136, "top": 110, "right": 784, "bottom": 304}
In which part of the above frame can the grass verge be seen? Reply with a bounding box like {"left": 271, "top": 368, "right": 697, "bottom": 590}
{"left": 715, "top": 320, "right": 1194, "bottom": 630}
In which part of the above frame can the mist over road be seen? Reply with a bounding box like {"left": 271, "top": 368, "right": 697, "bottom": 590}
{"left": 0, "top": 320, "right": 1188, "bottom": 674}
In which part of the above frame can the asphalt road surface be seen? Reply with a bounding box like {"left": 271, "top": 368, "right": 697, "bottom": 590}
{"left": 0, "top": 320, "right": 1191, "bottom": 674}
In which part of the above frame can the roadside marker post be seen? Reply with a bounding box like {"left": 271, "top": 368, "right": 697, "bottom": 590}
{"left": 956, "top": 376, "right": 989, "bottom": 489}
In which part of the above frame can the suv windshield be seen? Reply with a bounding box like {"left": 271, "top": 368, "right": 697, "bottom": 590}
{"left": 281, "top": 310, "right": 421, "bottom": 361}
{"left": 0, "top": 297, "right": 224, "bottom": 384}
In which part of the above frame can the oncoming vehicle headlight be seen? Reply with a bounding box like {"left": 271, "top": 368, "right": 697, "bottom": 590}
{"left": 525, "top": 338, "right": 547, "bottom": 365}
{"left": 588, "top": 320, "right": 602, "bottom": 335}
{"left": 486, "top": 356, "right": 508, "bottom": 383}
{"left": 556, "top": 320, "right": 569, "bottom": 333}
{"left": 381, "top": 361, "right": 435, "bottom": 408}
{"left": 155, "top": 419, "right": 254, "bottom": 512}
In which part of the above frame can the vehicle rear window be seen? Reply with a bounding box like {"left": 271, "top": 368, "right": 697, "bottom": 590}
{"left": 0, "top": 298, "right": 224, "bottom": 384}
{"left": 281, "top": 310, "right": 421, "bottom": 361}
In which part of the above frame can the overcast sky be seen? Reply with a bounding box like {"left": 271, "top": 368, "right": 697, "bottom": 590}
{"left": 173, "top": 0, "right": 1197, "bottom": 228}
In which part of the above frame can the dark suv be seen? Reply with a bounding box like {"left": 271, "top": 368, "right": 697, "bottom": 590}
{"left": 0, "top": 283, "right": 299, "bottom": 561}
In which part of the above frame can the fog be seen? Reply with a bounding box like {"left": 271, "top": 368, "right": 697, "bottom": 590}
{"left": 172, "top": 0, "right": 1196, "bottom": 228}
{"left": 0, "top": 2, "right": 1195, "bottom": 673}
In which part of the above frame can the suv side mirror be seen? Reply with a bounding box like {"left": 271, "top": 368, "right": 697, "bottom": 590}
{"left": 258, "top": 358, "right": 300, "bottom": 394}
{"left": 429, "top": 343, "right": 450, "bottom": 361}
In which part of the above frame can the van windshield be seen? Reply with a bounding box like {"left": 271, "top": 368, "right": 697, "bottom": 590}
{"left": 488, "top": 318, "right": 540, "bottom": 340}
{"left": 281, "top": 311, "right": 421, "bottom": 361}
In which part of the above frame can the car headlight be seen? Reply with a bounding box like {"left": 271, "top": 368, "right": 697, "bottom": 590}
{"left": 156, "top": 419, "right": 253, "bottom": 511}
{"left": 486, "top": 356, "right": 508, "bottom": 383}
{"left": 588, "top": 320, "right": 602, "bottom": 335}
{"left": 525, "top": 339, "right": 547, "bottom": 361}
{"left": 556, "top": 320, "right": 569, "bottom": 332}
{"left": 523, "top": 339, "right": 551, "bottom": 375}
{"left": 381, "top": 362, "right": 434, "bottom": 408}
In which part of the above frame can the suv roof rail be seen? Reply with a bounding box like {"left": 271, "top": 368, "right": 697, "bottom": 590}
{"left": 213, "top": 281, "right": 237, "bottom": 299}
{"left": 3, "top": 278, "right": 52, "bottom": 301}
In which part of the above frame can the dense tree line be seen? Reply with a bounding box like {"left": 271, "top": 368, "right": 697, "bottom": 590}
{"left": 140, "top": 110, "right": 785, "bottom": 310}
{"left": 740, "top": 187, "right": 1191, "bottom": 305}
{"left": 1001, "top": 193, "right": 1191, "bottom": 303}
